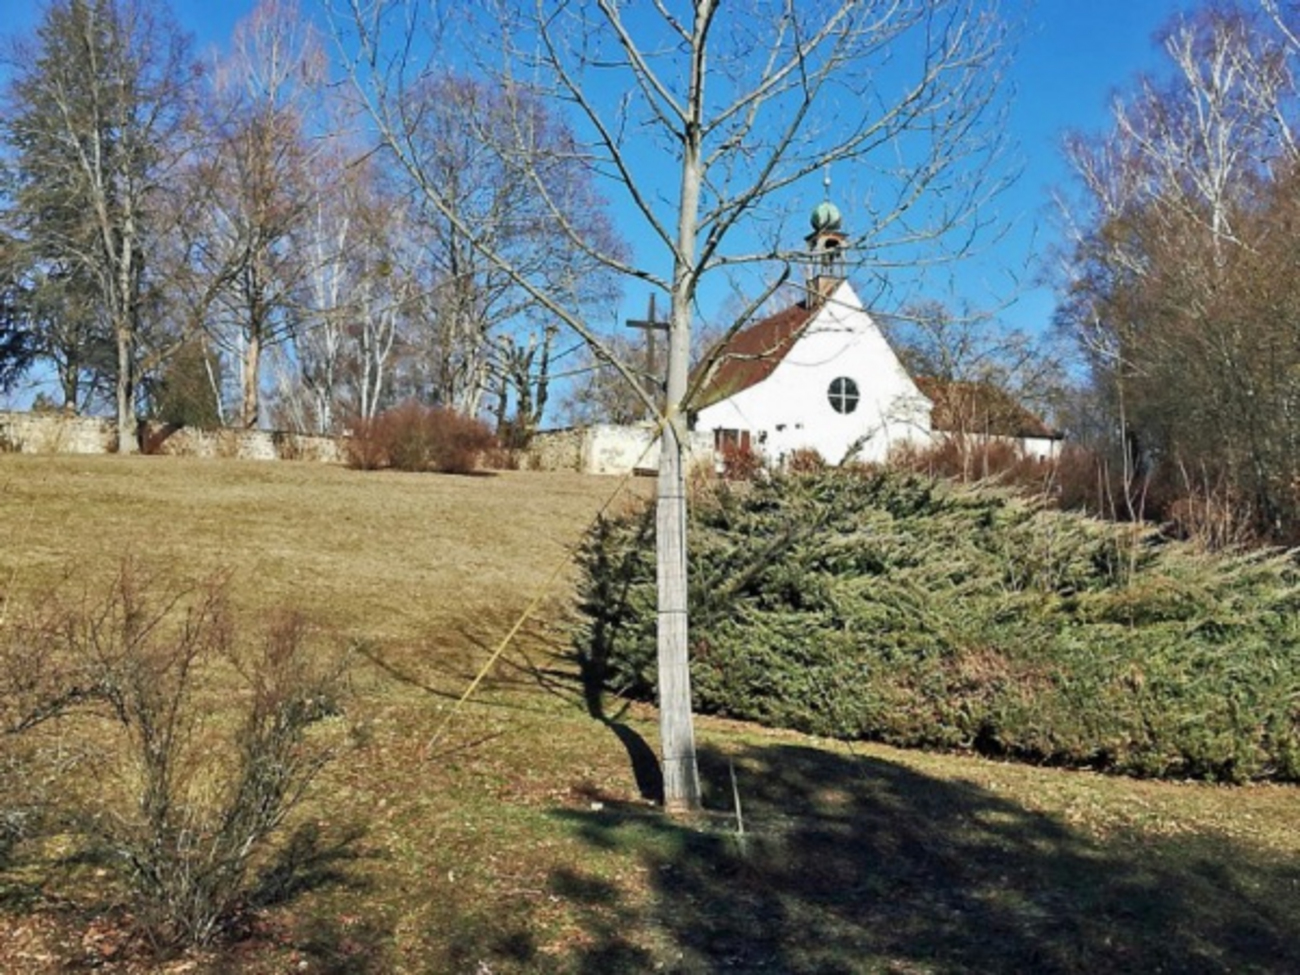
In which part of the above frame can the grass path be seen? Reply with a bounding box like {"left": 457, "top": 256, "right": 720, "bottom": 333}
{"left": 1, "top": 455, "right": 1298, "bottom": 972}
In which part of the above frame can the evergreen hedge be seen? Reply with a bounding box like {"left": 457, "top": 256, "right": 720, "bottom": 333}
{"left": 574, "top": 469, "right": 1300, "bottom": 782}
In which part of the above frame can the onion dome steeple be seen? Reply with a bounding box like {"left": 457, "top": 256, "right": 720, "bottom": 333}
{"left": 805, "top": 196, "right": 847, "bottom": 305}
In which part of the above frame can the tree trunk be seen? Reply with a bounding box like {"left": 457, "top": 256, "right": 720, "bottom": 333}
{"left": 652, "top": 1, "right": 713, "bottom": 815}
{"left": 655, "top": 414, "right": 700, "bottom": 813}
{"left": 115, "top": 325, "right": 138, "bottom": 454}
{"left": 60, "top": 367, "right": 80, "bottom": 413}
{"left": 242, "top": 329, "right": 261, "bottom": 429}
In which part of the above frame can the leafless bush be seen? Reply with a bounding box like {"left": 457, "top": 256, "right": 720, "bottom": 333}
{"left": 891, "top": 437, "right": 1055, "bottom": 490}
{"left": 0, "top": 562, "right": 351, "bottom": 949}
{"left": 481, "top": 443, "right": 522, "bottom": 471}
{"left": 719, "top": 441, "right": 762, "bottom": 481}
{"left": 1048, "top": 445, "right": 1270, "bottom": 548}
{"left": 785, "top": 448, "right": 826, "bottom": 474}
{"left": 1164, "top": 465, "right": 1259, "bottom": 551}
{"left": 0, "top": 589, "right": 95, "bottom": 859}
{"left": 346, "top": 401, "right": 497, "bottom": 474}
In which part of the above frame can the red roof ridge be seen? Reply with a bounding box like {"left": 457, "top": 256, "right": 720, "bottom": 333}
{"left": 914, "top": 375, "right": 1060, "bottom": 440}
{"left": 689, "top": 300, "right": 818, "bottom": 410}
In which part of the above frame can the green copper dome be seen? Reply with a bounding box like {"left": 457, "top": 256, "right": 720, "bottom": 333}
{"left": 810, "top": 200, "right": 842, "bottom": 232}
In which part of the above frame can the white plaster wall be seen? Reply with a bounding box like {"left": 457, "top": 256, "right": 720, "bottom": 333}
{"left": 927, "top": 432, "right": 1064, "bottom": 462}
{"left": 585, "top": 423, "right": 714, "bottom": 476}
{"left": 695, "top": 281, "right": 932, "bottom": 465}
{"left": 1019, "top": 435, "right": 1062, "bottom": 461}
{"left": 584, "top": 423, "right": 659, "bottom": 474}
{"left": 527, "top": 424, "right": 715, "bottom": 475}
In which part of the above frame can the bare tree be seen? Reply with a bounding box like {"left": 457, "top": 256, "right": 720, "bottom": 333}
{"left": 192, "top": 0, "right": 324, "bottom": 429}
{"left": 1056, "top": 3, "right": 1300, "bottom": 539}
{"left": 383, "top": 74, "right": 623, "bottom": 418}
{"left": 343, "top": 192, "right": 413, "bottom": 425}
{"left": 2, "top": 0, "right": 195, "bottom": 451}
{"left": 560, "top": 331, "right": 661, "bottom": 427}
{"left": 273, "top": 152, "right": 353, "bottom": 434}
{"left": 492, "top": 323, "right": 559, "bottom": 446}
{"left": 334, "top": 0, "right": 1012, "bottom": 810}
{"left": 280, "top": 149, "right": 412, "bottom": 432}
{"left": 885, "top": 300, "right": 1067, "bottom": 419}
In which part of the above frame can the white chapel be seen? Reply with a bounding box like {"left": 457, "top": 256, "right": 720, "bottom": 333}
{"left": 691, "top": 203, "right": 933, "bottom": 465}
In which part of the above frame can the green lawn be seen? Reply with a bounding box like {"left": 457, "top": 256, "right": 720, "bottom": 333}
{"left": 1, "top": 454, "right": 1297, "bottom": 973}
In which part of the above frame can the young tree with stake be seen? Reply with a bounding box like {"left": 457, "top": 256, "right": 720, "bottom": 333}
{"left": 334, "top": 0, "right": 1013, "bottom": 811}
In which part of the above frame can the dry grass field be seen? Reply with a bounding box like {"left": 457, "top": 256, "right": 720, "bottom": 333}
{"left": 1, "top": 454, "right": 1299, "bottom": 973}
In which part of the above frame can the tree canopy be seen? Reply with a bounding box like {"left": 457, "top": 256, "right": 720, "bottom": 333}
{"left": 1057, "top": 2, "right": 1300, "bottom": 543}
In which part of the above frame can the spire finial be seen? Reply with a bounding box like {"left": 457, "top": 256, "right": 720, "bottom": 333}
{"left": 822, "top": 163, "right": 831, "bottom": 200}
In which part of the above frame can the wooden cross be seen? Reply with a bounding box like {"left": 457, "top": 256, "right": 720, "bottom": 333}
{"left": 625, "top": 294, "right": 668, "bottom": 414}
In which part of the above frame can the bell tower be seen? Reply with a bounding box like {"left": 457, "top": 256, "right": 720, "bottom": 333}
{"left": 805, "top": 199, "right": 847, "bottom": 306}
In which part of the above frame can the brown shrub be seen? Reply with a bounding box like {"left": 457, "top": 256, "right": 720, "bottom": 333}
{"left": 891, "top": 437, "right": 1057, "bottom": 494}
{"left": 346, "top": 402, "right": 497, "bottom": 474}
{"left": 1050, "top": 442, "right": 1117, "bottom": 516}
{"left": 720, "top": 441, "right": 763, "bottom": 481}
{"left": 481, "top": 444, "right": 522, "bottom": 471}
{"left": 785, "top": 447, "right": 826, "bottom": 474}
{"left": 1163, "top": 480, "right": 1259, "bottom": 551}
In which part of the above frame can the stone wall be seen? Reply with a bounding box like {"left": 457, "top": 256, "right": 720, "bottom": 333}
{"left": 0, "top": 411, "right": 344, "bottom": 464}
{"left": 0, "top": 411, "right": 721, "bottom": 474}
{"left": 524, "top": 426, "right": 587, "bottom": 473}
{"left": 0, "top": 411, "right": 116, "bottom": 454}
{"left": 141, "top": 424, "right": 345, "bottom": 463}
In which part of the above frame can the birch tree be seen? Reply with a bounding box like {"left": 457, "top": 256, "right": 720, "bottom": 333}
{"left": 342, "top": 192, "right": 413, "bottom": 425}
{"left": 285, "top": 151, "right": 407, "bottom": 432}
{"left": 195, "top": 0, "right": 324, "bottom": 428}
{"left": 276, "top": 167, "right": 351, "bottom": 434}
{"left": 335, "top": 0, "right": 1012, "bottom": 810}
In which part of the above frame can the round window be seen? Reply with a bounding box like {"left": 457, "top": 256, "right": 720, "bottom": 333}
{"left": 828, "top": 377, "right": 860, "bottom": 414}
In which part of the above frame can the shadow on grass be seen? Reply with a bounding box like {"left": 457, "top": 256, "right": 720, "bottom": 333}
{"left": 359, "top": 614, "right": 584, "bottom": 710}
{"left": 355, "top": 641, "right": 464, "bottom": 703}
{"left": 561, "top": 597, "right": 666, "bottom": 805}
{"left": 292, "top": 910, "right": 395, "bottom": 975}
{"left": 0, "top": 811, "right": 43, "bottom": 914}
{"left": 542, "top": 743, "right": 1300, "bottom": 974}
{"left": 248, "top": 820, "right": 395, "bottom": 974}
{"left": 250, "top": 820, "right": 372, "bottom": 910}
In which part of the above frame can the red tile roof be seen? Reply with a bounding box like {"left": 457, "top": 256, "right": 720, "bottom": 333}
{"left": 689, "top": 301, "right": 818, "bottom": 410}
{"left": 913, "top": 377, "right": 1060, "bottom": 440}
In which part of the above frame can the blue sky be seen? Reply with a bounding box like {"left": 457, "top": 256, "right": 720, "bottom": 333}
{"left": 2, "top": 0, "right": 1204, "bottom": 404}
{"left": 988, "top": 1, "right": 1200, "bottom": 337}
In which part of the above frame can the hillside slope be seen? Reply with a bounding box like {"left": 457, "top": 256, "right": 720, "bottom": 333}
{"left": 0, "top": 456, "right": 1297, "bottom": 972}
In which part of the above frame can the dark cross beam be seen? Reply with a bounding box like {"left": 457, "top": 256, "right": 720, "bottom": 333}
{"left": 625, "top": 293, "right": 668, "bottom": 416}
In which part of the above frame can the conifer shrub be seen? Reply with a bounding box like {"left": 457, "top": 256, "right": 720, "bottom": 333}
{"left": 346, "top": 402, "right": 496, "bottom": 474}
{"left": 574, "top": 468, "right": 1300, "bottom": 782}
